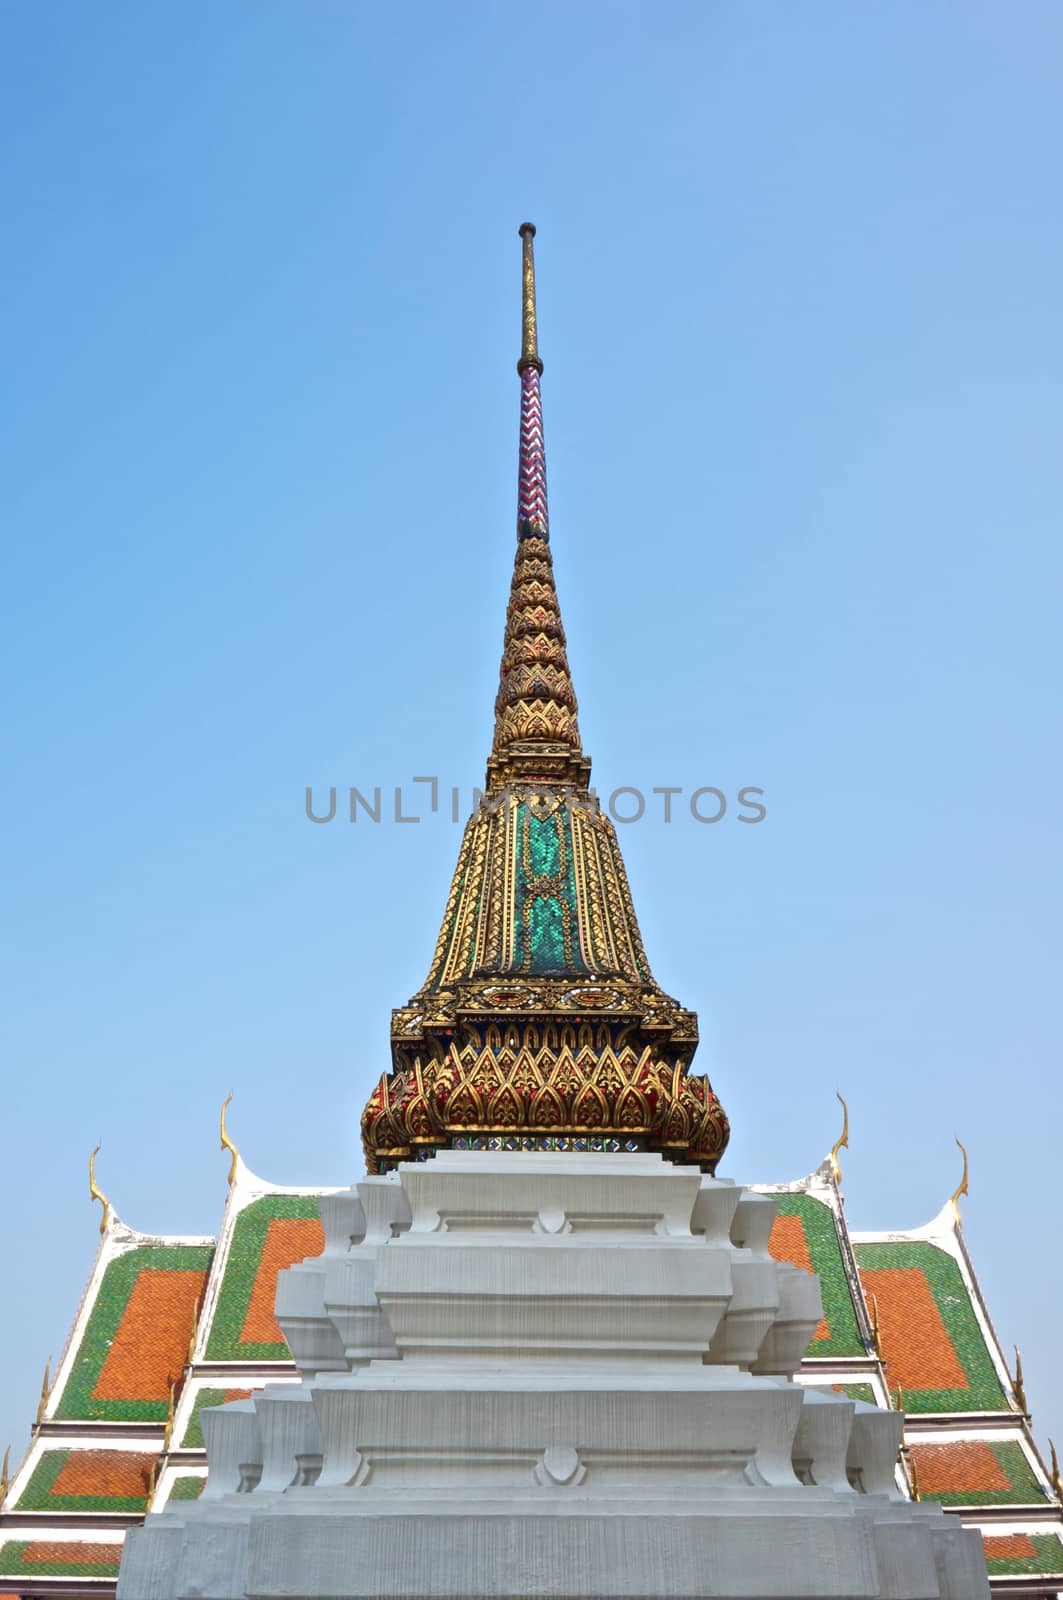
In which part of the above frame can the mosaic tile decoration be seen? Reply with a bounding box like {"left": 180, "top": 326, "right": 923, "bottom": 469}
{"left": 181, "top": 1385, "right": 253, "bottom": 1449}
{"left": 909, "top": 1439, "right": 1047, "bottom": 1506}
{"left": 0, "top": 1539, "right": 122, "bottom": 1578}
{"left": 768, "top": 1194, "right": 865, "bottom": 1358}
{"left": 854, "top": 1240, "right": 1008, "bottom": 1413}
{"left": 14, "top": 1448, "right": 154, "bottom": 1513}
{"left": 166, "top": 1475, "right": 206, "bottom": 1504}
{"left": 55, "top": 1244, "right": 213, "bottom": 1422}
{"left": 983, "top": 1531, "right": 1063, "bottom": 1576}
{"left": 205, "top": 1196, "right": 323, "bottom": 1361}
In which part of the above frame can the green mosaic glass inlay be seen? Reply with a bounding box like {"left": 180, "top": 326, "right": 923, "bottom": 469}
{"left": 853, "top": 1239, "right": 1008, "bottom": 1413}
{"left": 55, "top": 1244, "right": 214, "bottom": 1422}
{"left": 0, "top": 1539, "right": 122, "bottom": 1578}
{"left": 205, "top": 1195, "right": 320, "bottom": 1362}
{"left": 774, "top": 1193, "right": 865, "bottom": 1358}
{"left": 528, "top": 896, "right": 566, "bottom": 968}
{"left": 527, "top": 810, "right": 562, "bottom": 875}
{"left": 514, "top": 802, "right": 586, "bottom": 976}
{"left": 985, "top": 1533, "right": 1063, "bottom": 1576}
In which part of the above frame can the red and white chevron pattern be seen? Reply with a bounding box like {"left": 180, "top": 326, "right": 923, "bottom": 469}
{"left": 517, "top": 366, "right": 549, "bottom": 539}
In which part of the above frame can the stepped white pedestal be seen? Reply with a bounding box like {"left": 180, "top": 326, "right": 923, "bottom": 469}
{"left": 118, "top": 1154, "right": 988, "bottom": 1599}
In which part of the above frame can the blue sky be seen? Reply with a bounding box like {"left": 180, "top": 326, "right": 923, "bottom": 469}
{"left": 3, "top": 2, "right": 1061, "bottom": 1466}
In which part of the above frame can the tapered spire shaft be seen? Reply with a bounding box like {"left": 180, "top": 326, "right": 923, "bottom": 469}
{"left": 516, "top": 223, "right": 548, "bottom": 541}
{"left": 485, "top": 224, "right": 586, "bottom": 790}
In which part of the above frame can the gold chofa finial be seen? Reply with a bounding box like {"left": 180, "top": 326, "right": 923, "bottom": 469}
{"left": 950, "top": 1138, "right": 970, "bottom": 1225}
{"left": 88, "top": 1145, "right": 110, "bottom": 1235}
{"left": 1050, "top": 1439, "right": 1062, "bottom": 1501}
{"left": 869, "top": 1293, "right": 884, "bottom": 1361}
{"left": 830, "top": 1091, "right": 849, "bottom": 1183}
{"left": 0, "top": 1444, "right": 11, "bottom": 1506}
{"left": 1012, "top": 1346, "right": 1028, "bottom": 1414}
{"left": 35, "top": 1358, "right": 51, "bottom": 1427}
{"left": 517, "top": 222, "right": 542, "bottom": 376}
{"left": 908, "top": 1452, "right": 921, "bottom": 1502}
{"left": 220, "top": 1093, "right": 239, "bottom": 1188}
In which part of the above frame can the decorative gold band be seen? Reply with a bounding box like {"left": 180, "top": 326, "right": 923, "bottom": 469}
{"left": 517, "top": 222, "right": 543, "bottom": 375}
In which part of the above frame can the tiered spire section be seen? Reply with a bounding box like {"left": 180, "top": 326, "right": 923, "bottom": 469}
{"left": 488, "top": 222, "right": 587, "bottom": 793}
{"left": 362, "top": 225, "right": 729, "bottom": 1177}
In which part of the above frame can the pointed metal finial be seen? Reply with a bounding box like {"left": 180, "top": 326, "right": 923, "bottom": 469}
{"left": 908, "top": 1451, "right": 921, "bottom": 1502}
{"left": 1050, "top": 1439, "right": 1062, "bottom": 1501}
{"left": 517, "top": 222, "right": 542, "bottom": 376}
{"left": 163, "top": 1376, "right": 178, "bottom": 1451}
{"left": 88, "top": 1144, "right": 111, "bottom": 1235}
{"left": 829, "top": 1091, "right": 849, "bottom": 1183}
{"left": 35, "top": 1358, "right": 52, "bottom": 1427}
{"left": 950, "top": 1138, "right": 969, "bottom": 1225}
{"left": 1012, "top": 1345, "right": 1028, "bottom": 1414}
{"left": 0, "top": 1444, "right": 11, "bottom": 1506}
{"left": 869, "top": 1292, "right": 884, "bottom": 1360}
{"left": 220, "top": 1093, "right": 239, "bottom": 1188}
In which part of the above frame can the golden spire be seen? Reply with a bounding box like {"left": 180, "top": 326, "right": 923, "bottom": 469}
{"left": 485, "top": 224, "right": 588, "bottom": 789}
{"left": 220, "top": 1092, "right": 239, "bottom": 1188}
{"left": 950, "top": 1137, "right": 969, "bottom": 1225}
{"left": 88, "top": 1144, "right": 110, "bottom": 1234}
{"left": 1050, "top": 1439, "right": 1062, "bottom": 1501}
{"left": 908, "top": 1451, "right": 921, "bottom": 1502}
{"left": 361, "top": 227, "right": 729, "bottom": 1180}
{"left": 869, "top": 1292, "right": 884, "bottom": 1360}
{"left": 829, "top": 1091, "right": 849, "bottom": 1183}
{"left": 0, "top": 1444, "right": 10, "bottom": 1506}
{"left": 1011, "top": 1345, "right": 1028, "bottom": 1414}
{"left": 517, "top": 222, "right": 542, "bottom": 376}
{"left": 163, "top": 1376, "right": 178, "bottom": 1451}
{"left": 35, "top": 1357, "right": 51, "bottom": 1427}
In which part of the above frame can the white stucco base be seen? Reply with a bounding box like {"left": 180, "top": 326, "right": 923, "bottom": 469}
{"left": 118, "top": 1153, "right": 989, "bottom": 1599}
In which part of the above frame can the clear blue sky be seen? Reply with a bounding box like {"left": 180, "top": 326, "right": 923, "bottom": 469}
{"left": 3, "top": 3, "right": 1061, "bottom": 1467}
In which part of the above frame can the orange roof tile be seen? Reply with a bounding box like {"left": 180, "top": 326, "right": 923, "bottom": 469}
{"left": 908, "top": 1440, "right": 1009, "bottom": 1495}
{"left": 768, "top": 1213, "right": 829, "bottom": 1343}
{"left": 92, "top": 1268, "right": 207, "bottom": 1402}
{"left": 859, "top": 1266, "right": 968, "bottom": 1392}
{"left": 239, "top": 1218, "right": 324, "bottom": 1346}
{"left": 983, "top": 1534, "right": 1036, "bottom": 1560}
{"left": 23, "top": 1542, "right": 118, "bottom": 1566}
{"left": 50, "top": 1450, "right": 153, "bottom": 1501}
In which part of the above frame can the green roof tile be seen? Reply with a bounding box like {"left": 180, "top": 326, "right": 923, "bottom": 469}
{"left": 205, "top": 1195, "right": 321, "bottom": 1362}
{"left": 771, "top": 1193, "right": 866, "bottom": 1358}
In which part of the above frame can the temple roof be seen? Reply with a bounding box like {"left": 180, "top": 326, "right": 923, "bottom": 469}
{"left": 5, "top": 1124, "right": 1063, "bottom": 1596}
{"left": 851, "top": 1198, "right": 1015, "bottom": 1417}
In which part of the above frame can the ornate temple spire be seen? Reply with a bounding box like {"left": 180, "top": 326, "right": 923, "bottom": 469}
{"left": 487, "top": 224, "right": 587, "bottom": 792}
{"left": 362, "top": 226, "right": 729, "bottom": 1177}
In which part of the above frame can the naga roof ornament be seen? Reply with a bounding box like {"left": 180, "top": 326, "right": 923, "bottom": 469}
{"left": 361, "top": 226, "right": 729, "bottom": 1175}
